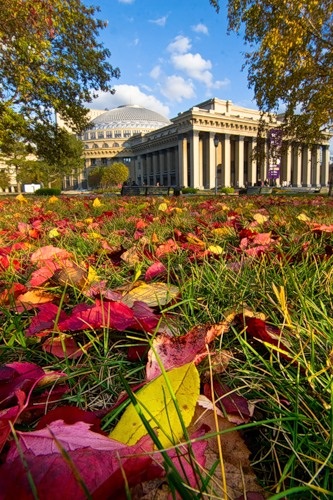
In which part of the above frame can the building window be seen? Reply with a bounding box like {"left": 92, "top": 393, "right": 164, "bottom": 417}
{"left": 124, "top": 131, "right": 131, "bottom": 138}
{"left": 92, "top": 143, "right": 99, "bottom": 149}
{"left": 84, "top": 144, "right": 89, "bottom": 149}
{"left": 115, "top": 131, "right": 122, "bottom": 138}
{"left": 90, "top": 132, "right": 96, "bottom": 139}
{"left": 102, "top": 143, "right": 109, "bottom": 148}
{"left": 113, "top": 142, "right": 119, "bottom": 147}
{"left": 106, "top": 131, "right": 112, "bottom": 138}
{"left": 98, "top": 132, "right": 104, "bottom": 139}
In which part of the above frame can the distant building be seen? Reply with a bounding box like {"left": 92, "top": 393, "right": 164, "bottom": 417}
{"left": 75, "top": 98, "right": 330, "bottom": 190}
{"left": 1, "top": 98, "right": 331, "bottom": 192}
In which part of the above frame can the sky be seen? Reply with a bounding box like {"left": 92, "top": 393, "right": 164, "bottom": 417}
{"left": 85, "top": 0, "right": 256, "bottom": 120}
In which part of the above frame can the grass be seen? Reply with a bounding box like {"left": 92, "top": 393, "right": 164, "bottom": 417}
{"left": 0, "top": 193, "right": 333, "bottom": 498}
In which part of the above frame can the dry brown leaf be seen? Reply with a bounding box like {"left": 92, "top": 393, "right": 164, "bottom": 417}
{"left": 121, "top": 247, "right": 141, "bottom": 266}
{"left": 188, "top": 406, "right": 267, "bottom": 499}
{"left": 52, "top": 263, "right": 87, "bottom": 289}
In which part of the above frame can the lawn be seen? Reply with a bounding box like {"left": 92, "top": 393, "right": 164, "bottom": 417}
{"left": 0, "top": 193, "right": 332, "bottom": 499}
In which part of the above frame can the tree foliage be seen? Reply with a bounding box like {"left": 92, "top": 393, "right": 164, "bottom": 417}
{"left": 0, "top": 0, "right": 119, "bottom": 133}
{"left": 210, "top": 0, "right": 333, "bottom": 143}
{"left": 101, "top": 163, "right": 129, "bottom": 188}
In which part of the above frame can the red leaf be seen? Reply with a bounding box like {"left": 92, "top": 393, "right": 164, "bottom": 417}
{"left": 35, "top": 407, "right": 105, "bottom": 435}
{"left": 146, "top": 322, "right": 231, "bottom": 381}
{"left": 0, "top": 421, "right": 156, "bottom": 499}
{"left": 144, "top": 261, "right": 167, "bottom": 282}
{"left": 204, "top": 380, "right": 253, "bottom": 424}
{"left": 42, "top": 336, "right": 83, "bottom": 359}
{"left": 26, "top": 303, "right": 68, "bottom": 336}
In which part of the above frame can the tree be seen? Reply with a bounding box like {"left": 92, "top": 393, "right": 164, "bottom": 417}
{"left": 88, "top": 167, "right": 104, "bottom": 189}
{"left": 101, "top": 163, "right": 129, "bottom": 188}
{"left": 210, "top": 0, "right": 333, "bottom": 144}
{"left": 29, "top": 126, "right": 85, "bottom": 187}
{"left": 0, "top": 0, "right": 119, "bottom": 133}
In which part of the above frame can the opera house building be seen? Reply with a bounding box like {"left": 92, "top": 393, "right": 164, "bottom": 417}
{"left": 71, "top": 97, "right": 331, "bottom": 191}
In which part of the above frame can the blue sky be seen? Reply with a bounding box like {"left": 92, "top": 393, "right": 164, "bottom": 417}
{"left": 86, "top": 0, "right": 256, "bottom": 119}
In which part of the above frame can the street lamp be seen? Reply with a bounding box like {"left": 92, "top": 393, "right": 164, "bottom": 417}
{"left": 214, "top": 134, "right": 219, "bottom": 195}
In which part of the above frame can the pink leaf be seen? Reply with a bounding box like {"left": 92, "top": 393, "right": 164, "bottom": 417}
{"left": 0, "top": 421, "right": 156, "bottom": 499}
{"left": 30, "top": 246, "right": 72, "bottom": 265}
{"left": 144, "top": 261, "right": 167, "bottom": 282}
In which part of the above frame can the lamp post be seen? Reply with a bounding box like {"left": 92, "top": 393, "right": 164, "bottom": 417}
{"left": 214, "top": 134, "right": 219, "bottom": 195}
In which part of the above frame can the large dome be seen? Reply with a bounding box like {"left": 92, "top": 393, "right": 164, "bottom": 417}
{"left": 89, "top": 104, "right": 171, "bottom": 130}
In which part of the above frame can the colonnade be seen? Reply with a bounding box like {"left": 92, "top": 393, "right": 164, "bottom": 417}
{"left": 132, "top": 131, "right": 330, "bottom": 188}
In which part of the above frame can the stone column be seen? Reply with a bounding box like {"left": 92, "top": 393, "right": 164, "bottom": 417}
{"left": 167, "top": 148, "right": 172, "bottom": 186}
{"left": 209, "top": 132, "right": 217, "bottom": 189}
{"left": 285, "top": 144, "right": 292, "bottom": 186}
{"left": 189, "top": 131, "right": 200, "bottom": 188}
{"left": 302, "top": 147, "right": 311, "bottom": 186}
{"left": 146, "top": 154, "right": 152, "bottom": 185}
{"left": 293, "top": 145, "right": 302, "bottom": 186}
{"left": 321, "top": 145, "right": 330, "bottom": 186}
{"left": 235, "top": 136, "right": 245, "bottom": 188}
{"left": 222, "top": 134, "right": 231, "bottom": 187}
{"left": 313, "top": 146, "right": 321, "bottom": 187}
{"left": 248, "top": 138, "right": 257, "bottom": 186}
{"left": 178, "top": 136, "right": 188, "bottom": 187}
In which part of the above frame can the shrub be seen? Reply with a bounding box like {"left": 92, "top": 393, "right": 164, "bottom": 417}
{"left": 181, "top": 187, "right": 198, "bottom": 194}
{"left": 34, "top": 188, "right": 61, "bottom": 196}
{"left": 220, "top": 186, "right": 235, "bottom": 194}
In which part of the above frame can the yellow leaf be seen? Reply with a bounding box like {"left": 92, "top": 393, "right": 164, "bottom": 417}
{"left": 88, "top": 232, "right": 101, "bottom": 239}
{"left": 158, "top": 202, "right": 168, "bottom": 212}
{"left": 16, "top": 194, "right": 27, "bottom": 203}
{"left": 297, "top": 213, "right": 310, "bottom": 222}
{"left": 86, "top": 266, "right": 98, "bottom": 284}
{"left": 253, "top": 213, "right": 268, "bottom": 224}
{"left": 92, "top": 198, "right": 102, "bottom": 208}
{"left": 121, "top": 281, "right": 179, "bottom": 307}
{"left": 212, "top": 227, "right": 235, "bottom": 238}
{"left": 48, "top": 196, "right": 59, "bottom": 203}
{"left": 48, "top": 228, "right": 60, "bottom": 238}
{"left": 109, "top": 363, "right": 200, "bottom": 447}
{"left": 85, "top": 217, "right": 94, "bottom": 224}
{"left": 208, "top": 244, "right": 223, "bottom": 255}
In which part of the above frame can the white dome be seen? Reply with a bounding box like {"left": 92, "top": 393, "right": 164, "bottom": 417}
{"left": 88, "top": 104, "right": 171, "bottom": 131}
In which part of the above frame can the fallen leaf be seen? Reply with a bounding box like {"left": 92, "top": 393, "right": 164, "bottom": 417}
{"left": 189, "top": 406, "right": 266, "bottom": 499}
{"left": 146, "top": 320, "right": 234, "bottom": 381}
{"left": 110, "top": 362, "right": 200, "bottom": 447}
{"left": 121, "top": 282, "right": 179, "bottom": 308}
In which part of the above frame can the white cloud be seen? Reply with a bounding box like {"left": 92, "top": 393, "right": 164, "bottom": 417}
{"left": 192, "top": 23, "right": 209, "bottom": 35}
{"left": 171, "top": 52, "right": 213, "bottom": 85}
{"left": 166, "top": 35, "right": 229, "bottom": 90}
{"left": 150, "top": 65, "right": 162, "bottom": 80}
{"left": 89, "top": 84, "right": 170, "bottom": 117}
{"left": 160, "top": 75, "right": 196, "bottom": 102}
{"left": 167, "top": 35, "right": 191, "bottom": 55}
{"left": 118, "top": 0, "right": 135, "bottom": 4}
{"left": 149, "top": 16, "right": 168, "bottom": 27}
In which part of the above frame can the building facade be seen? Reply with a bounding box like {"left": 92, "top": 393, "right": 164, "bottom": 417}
{"left": 79, "top": 98, "right": 330, "bottom": 190}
